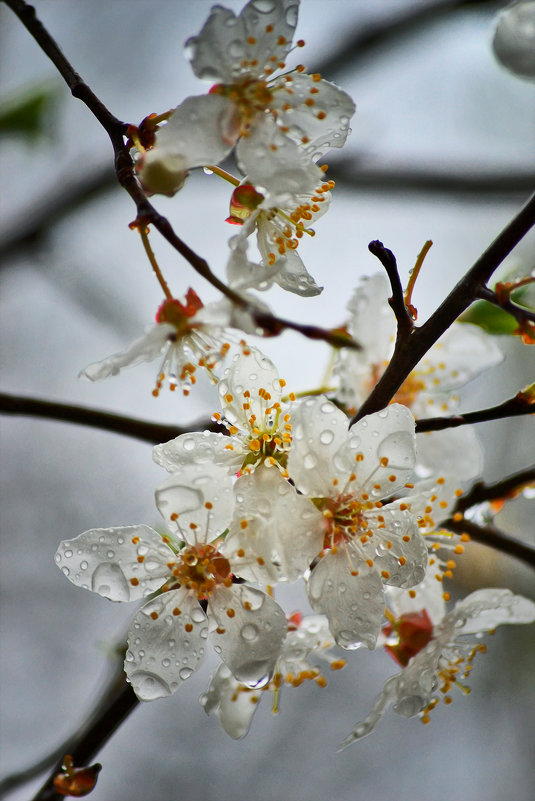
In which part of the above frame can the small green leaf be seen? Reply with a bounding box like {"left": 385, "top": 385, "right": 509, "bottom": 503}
{"left": 0, "top": 84, "right": 58, "bottom": 141}
{"left": 459, "top": 301, "right": 519, "bottom": 335}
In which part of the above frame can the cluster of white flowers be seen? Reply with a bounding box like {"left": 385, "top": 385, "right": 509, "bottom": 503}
{"left": 57, "top": 0, "right": 535, "bottom": 747}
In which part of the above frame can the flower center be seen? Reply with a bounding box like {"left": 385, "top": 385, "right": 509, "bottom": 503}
{"left": 316, "top": 490, "right": 373, "bottom": 551}
{"left": 156, "top": 289, "right": 203, "bottom": 333}
{"left": 167, "top": 544, "right": 232, "bottom": 599}
{"left": 383, "top": 610, "right": 434, "bottom": 667}
{"left": 211, "top": 79, "right": 275, "bottom": 137}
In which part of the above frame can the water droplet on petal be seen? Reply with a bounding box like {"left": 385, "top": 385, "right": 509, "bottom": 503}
{"left": 319, "top": 429, "right": 334, "bottom": 445}
{"left": 304, "top": 453, "right": 318, "bottom": 470}
{"left": 179, "top": 666, "right": 193, "bottom": 680}
{"left": 241, "top": 623, "right": 260, "bottom": 642}
{"left": 91, "top": 562, "right": 130, "bottom": 601}
{"left": 64, "top": 549, "right": 73, "bottom": 558}
{"left": 130, "top": 671, "right": 172, "bottom": 700}
{"left": 251, "top": 0, "right": 276, "bottom": 12}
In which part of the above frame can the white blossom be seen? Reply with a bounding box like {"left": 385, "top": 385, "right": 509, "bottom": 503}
{"left": 340, "top": 588, "right": 535, "bottom": 747}
{"left": 153, "top": 346, "right": 294, "bottom": 475}
{"left": 55, "top": 463, "right": 287, "bottom": 700}
{"left": 287, "top": 397, "right": 428, "bottom": 650}
{"left": 201, "top": 613, "right": 346, "bottom": 738}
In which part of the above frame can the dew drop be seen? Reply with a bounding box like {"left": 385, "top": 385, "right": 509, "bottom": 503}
{"left": 80, "top": 560, "right": 88, "bottom": 570}
{"left": 162, "top": 658, "right": 171, "bottom": 668}
{"left": 54, "top": 553, "right": 61, "bottom": 564}
{"left": 285, "top": 4, "right": 298, "bottom": 26}
{"left": 179, "top": 666, "right": 194, "bottom": 681}
{"left": 64, "top": 549, "right": 73, "bottom": 559}
{"left": 183, "top": 437, "right": 196, "bottom": 452}
{"left": 319, "top": 429, "right": 334, "bottom": 446}
{"left": 191, "top": 606, "right": 206, "bottom": 623}
{"left": 251, "top": 0, "right": 276, "bottom": 12}
{"left": 130, "top": 671, "right": 171, "bottom": 700}
{"left": 61, "top": 566, "right": 70, "bottom": 577}
{"left": 241, "top": 623, "right": 260, "bottom": 642}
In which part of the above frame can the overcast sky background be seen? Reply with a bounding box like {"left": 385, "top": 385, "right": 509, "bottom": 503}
{"left": 1, "top": 1, "right": 534, "bottom": 800}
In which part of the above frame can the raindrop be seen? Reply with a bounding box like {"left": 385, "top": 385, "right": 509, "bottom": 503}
{"left": 106, "top": 550, "right": 115, "bottom": 559}
{"left": 80, "top": 561, "right": 88, "bottom": 571}
{"left": 241, "top": 623, "right": 260, "bottom": 641}
{"left": 54, "top": 554, "right": 61, "bottom": 564}
{"left": 252, "top": 0, "right": 276, "bottom": 12}
{"left": 179, "top": 667, "right": 193, "bottom": 681}
{"left": 304, "top": 453, "right": 317, "bottom": 470}
{"left": 168, "top": 639, "right": 176, "bottom": 648}
{"left": 191, "top": 606, "right": 206, "bottom": 623}
{"left": 213, "top": 644, "right": 222, "bottom": 654}
{"left": 319, "top": 429, "right": 334, "bottom": 446}
{"left": 64, "top": 549, "right": 73, "bottom": 559}
{"left": 200, "top": 627, "right": 209, "bottom": 639}
{"left": 183, "top": 437, "right": 196, "bottom": 452}
{"left": 130, "top": 671, "right": 171, "bottom": 700}
{"left": 162, "top": 658, "right": 171, "bottom": 668}
{"left": 125, "top": 650, "right": 134, "bottom": 662}
{"left": 117, "top": 535, "right": 125, "bottom": 545}
{"left": 91, "top": 562, "right": 129, "bottom": 601}
{"left": 61, "top": 566, "right": 70, "bottom": 577}
{"left": 285, "top": 4, "right": 298, "bottom": 26}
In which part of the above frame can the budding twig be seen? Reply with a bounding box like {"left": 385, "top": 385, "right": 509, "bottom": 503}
{"left": 443, "top": 517, "right": 535, "bottom": 570}
{"left": 415, "top": 391, "right": 535, "bottom": 433}
{"left": 454, "top": 467, "right": 535, "bottom": 514}
{"left": 368, "top": 240, "right": 413, "bottom": 339}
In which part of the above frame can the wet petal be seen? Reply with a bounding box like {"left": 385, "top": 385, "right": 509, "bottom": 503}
{"left": 125, "top": 588, "right": 207, "bottom": 700}
{"left": 218, "top": 347, "right": 283, "bottom": 430}
{"left": 288, "top": 396, "right": 353, "bottom": 497}
{"left": 153, "top": 431, "right": 244, "bottom": 475}
{"left": 223, "top": 465, "right": 324, "bottom": 582}
{"left": 186, "top": 0, "right": 298, "bottom": 83}
{"left": 208, "top": 584, "right": 286, "bottom": 687}
{"left": 364, "top": 508, "right": 427, "bottom": 589}
{"left": 274, "top": 72, "right": 356, "bottom": 156}
{"left": 79, "top": 325, "right": 173, "bottom": 381}
{"left": 155, "top": 463, "right": 234, "bottom": 544}
{"left": 200, "top": 663, "right": 259, "bottom": 739}
{"left": 454, "top": 589, "right": 535, "bottom": 635}
{"left": 307, "top": 547, "right": 384, "bottom": 650}
{"left": 54, "top": 525, "right": 172, "bottom": 601}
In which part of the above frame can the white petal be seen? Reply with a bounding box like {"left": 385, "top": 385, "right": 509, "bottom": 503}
{"left": 79, "top": 325, "right": 173, "bottom": 381}
{"left": 365, "top": 508, "right": 427, "bottom": 589}
{"left": 226, "top": 226, "right": 281, "bottom": 293}
{"left": 55, "top": 525, "right": 172, "bottom": 601}
{"left": 237, "top": 118, "right": 326, "bottom": 198}
{"left": 338, "top": 674, "right": 400, "bottom": 748}
{"left": 273, "top": 72, "right": 356, "bottom": 156}
{"left": 454, "top": 589, "right": 535, "bottom": 635}
{"left": 139, "top": 95, "right": 235, "bottom": 195}
{"left": 307, "top": 547, "right": 385, "bottom": 650}
{"left": 186, "top": 0, "right": 298, "bottom": 83}
{"left": 263, "top": 247, "right": 322, "bottom": 297}
{"left": 155, "top": 463, "right": 235, "bottom": 544}
{"left": 414, "top": 323, "right": 503, "bottom": 393}
{"left": 223, "top": 465, "right": 324, "bottom": 582}
{"left": 153, "top": 431, "right": 244, "bottom": 475}
{"left": 288, "top": 396, "right": 353, "bottom": 497}
{"left": 125, "top": 588, "right": 207, "bottom": 700}
{"left": 218, "top": 347, "right": 283, "bottom": 430}
{"left": 200, "top": 663, "right": 259, "bottom": 739}
{"left": 415, "top": 425, "right": 483, "bottom": 483}
{"left": 386, "top": 564, "right": 447, "bottom": 627}
{"left": 347, "top": 404, "right": 417, "bottom": 498}
{"left": 208, "top": 584, "right": 286, "bottom": 687}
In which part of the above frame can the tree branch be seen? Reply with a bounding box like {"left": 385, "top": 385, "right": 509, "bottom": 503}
{"left": 454, "top": 466, "right": 535, "bottom": 513}
{"left": 3, "top": 0, "right": 361, "bottom": 355}
{"left": 443, "top": 517, "right": 535, "bottom": 569}
{"left": 368, "top": 240, "right": 413, "bottom": 339}
{"left": 415, "top": 392, "right": 535, "bottom": 432}
{"left": 0, "top": 391, "right": 214, "bottom": 443}
{"left": 477, "top": 285, "right": 535, "bottom": 325}
{"left": 351, "top": 190, "right": 535, "bottom": 423}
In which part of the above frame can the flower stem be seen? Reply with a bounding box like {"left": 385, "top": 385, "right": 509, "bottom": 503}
{"left": 137, "top": 224, "right": 173, "bottom": 299}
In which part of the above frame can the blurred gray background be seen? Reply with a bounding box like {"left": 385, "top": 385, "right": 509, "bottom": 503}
{"left": 1, "top": 1, "right": 534, "bottom": 799}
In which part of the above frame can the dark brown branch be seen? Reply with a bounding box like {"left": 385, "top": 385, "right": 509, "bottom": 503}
{"left": 368, "top": 240, "right": 413, "bottom": 339}
{"left": 454, "top": 467, "right": 535, "bottom": 513}
{"left": 443, "top": 517, "right": 535, "bottom": 569}
{"left": 415, "top": 393, "right": 535, "bottom": 432}
{"left": 0, "top": 392, "right": 214, "bottom": 443}
{"left": 31, "top": 680, "right": 138, "bottom": 801}
{"left": 3, "top": 0, "right": 361, "bottom": 355}
{"left": 352, "top": 190, "right": 535, "bottom": 423}
{"left": 477, "top": 285, "right": 535, "bottom": 325}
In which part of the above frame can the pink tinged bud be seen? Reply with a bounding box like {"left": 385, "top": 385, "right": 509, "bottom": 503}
{"left": 383, "top": 609, "right": 434, "bottom": 667}
{"left": 156, "top": 289, "right": 204, "bottom": 325}
{"left": 226, "top": 184, "right": 265, "bottom": 225}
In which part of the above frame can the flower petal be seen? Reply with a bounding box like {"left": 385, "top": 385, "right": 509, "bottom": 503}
{"left": 307, "top": 547, "right": 384, "bottom": 650}
{"left": 454, "top": 588, "right": 535, "bottom": 635}
{"left": 200, "top": 663, "right": 259, "bottom": 739}
{"left": 208, "top": 584, "right": 286, "bottom": 687}
{"left": 79, "top": 325, "right": 173, "bottom": 381}
{"left": 365, "top": 508, "right": 427, "bottom": 589}
{"left": 54, "top": 525, "right": 172, "bottom": 601}
{"left": 153, "top": 431, "right": 243, "bottom": 475}
{"left": 273, "top": 72, "right": 356, "bottom": 156}
{"left": 185, "top": 0, "right": 298, "bottom": 83}
{"left": 218, "top": 347, "right": 283, "bottom": 430}
{"left": 223, "top": 465, "right": 324, "bottom": 582}
{"left": 125, "top": 588, "right": 207, "bottom": 700}
{"left": 288, "top": 396, "right": 354, "bottom": 497}
{"left": 155, "top": 463, "right": 235, "bottom": 545}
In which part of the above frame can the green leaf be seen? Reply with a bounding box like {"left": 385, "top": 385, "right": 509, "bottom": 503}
{"left": 0, "top": 84, "right": 58, "bottom": 141}
{"left": 459, "top": 300, "right": 519, "bottom": 335}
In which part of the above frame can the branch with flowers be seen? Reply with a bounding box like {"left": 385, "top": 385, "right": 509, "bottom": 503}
{"left": 2, "top": 0, "right": 535, "bottom": 799}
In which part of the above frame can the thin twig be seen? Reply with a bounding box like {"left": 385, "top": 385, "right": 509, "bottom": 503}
{"left": 454, "top": 467, "right": 535, "bottom": 513}
{"left": 3, "top": 0, "right": 361, "bottom": 354}
{"left": 368, "top": 240, "right": 413, "bottom": 338}
{"left": 0, "top": 392, "right": 215, "bottom": 443}
{"left": 477, "top": 285, "right": 535, "bottom": 325}
{"left": 443, "top": 517, "right": 535, "bottom": 569}
{"left": 415, "top": 393, "right": 535, "bottom": 432}
{"left": 352, "top": 190, "right": 535, "bottom": 423}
